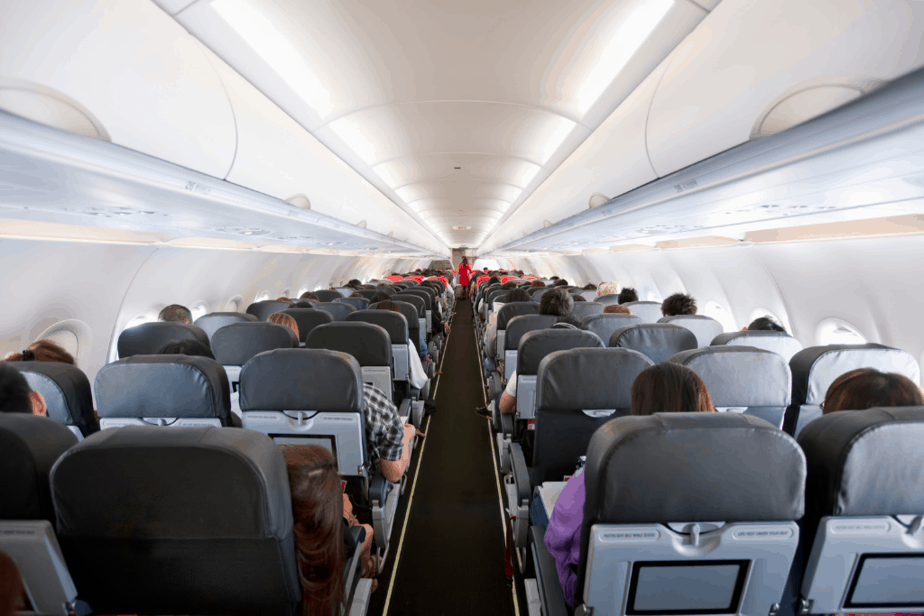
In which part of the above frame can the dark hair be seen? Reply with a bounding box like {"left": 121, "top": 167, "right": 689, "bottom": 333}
{"left": 502, "top": 281, "right": 517, "bottom": 290}
{"left": 583, "top": 283, "right": 597, "bottom": 291}
{"left": 374, "top": 300, "right": 402, "bottom": 313}
{"left": 300, "top": 292, "right": 319, "bottom": 301}
{"left": 5, "top": 340, "right": 76, "bottom": 365}
{"left": 487, "top": 276, "right": 501, "bottom": 286}
{"left": 461, "top": 256, "right": 468, "bottom": 264}
{"left": 748, "top": 317, "right": 786, "bottom": 333}
{"left": 822, "top": 368, "right": 924, "bottom": 414}
{"left": 349, "top": 292, "right": 364, "bottom": 298}
{"left": 276, "top": 297, "right": 294, "bottom": 304}
{"left": 550, "top": 276, "right": 559, "bottom": 281}
{"left": 618, "top": 288, "right": 638, "bottom": 304}
{"left": 572, "top": 295, "right": 586, "bottom": 302}
{"left": 157, "top": 339, "right": 215, "bottom": 360}
{"left": 661, "top": 293, "right": 697, "bottom": 316}
{"left": 0, "top": 363, "right": 33, "bottom": 414}
{"left": 631, "top": 363, "right": 715, "bottom": 416}
{"left": 552, "top": 279, "right": 569, "bottom": 287}
{"left": 347, "top": 279, "right": 362, "bottom": 287}
{"left": 158, "top": 304, "right": 193, "bottom": 324}
{"left": 529, "top": 280, "right": 545, "bottom": 288}
{"left": 539, "top": 288, "right": 574, "bottom": 317}
{"left": 372, "top": 292, "right": 391, "bottom": 304}
{"left": 505, "top": 289, "right": 530, "bottom": 303}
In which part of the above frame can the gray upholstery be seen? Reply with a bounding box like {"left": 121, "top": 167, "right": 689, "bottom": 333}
{"left": 609, "top": 323, "right": 697, "bottom": 363}
{"left": 570, "top": 302, "right": 604, "bottom": 320}
{"left": 0, "top": 414, "right": 77, "bottom": 522}
{"left": 347, "top": 310, "right": 409, "bottom": 344}
{"left": 581, "top": 313, "right": 642, "bottom": 343}
{"left": 356, "top": 289, "right": 381, "bottom": 301}
{"left": 335, "top": 297, "right": 371, "bottom": 311}
{"left": 117, "top": 321, "right": 210, "bottom": 358}
{"left": 212, "top": 322, "right": 299, "bottom": 364}
{"left": 281, "top": 308, "right": 334, "bottom": 342}
{"left": 376, "top": 286, "right": 397, "bottom": 296}
{"left": 712, "top": 330, "right": 803, "bottom": 363}
{"left": 194, "top": 312, "right": 259, "bottom": 341}
{"left": 622, "top": 300, "right": 663, "bottom": 323}
{"left": 393, "top": 293, "right": 425, "bottom": 317}
{"left": 785, "top": 343, "right": 920, "bottom": 436}
{"left": 13, "top": 362, "right": 98, "bottom": 437}
{"left": 505, "top": 315, "right": 558, "bottom": 352}
{"left": 96, "top": 355, "right": 231, "bottom": 423}
{"left": 378, "top": 301, "right": 420, "bottom": 342}
{"left": 313, "top": 301, "right": 356, "bottom": 322}
{"left": 305, "top": 322, "right": 392, "bottom": 368}
{"left": 594, "top": 293, "right": 621, "bottom": 306}
{"left": 659, "top": 314, "right": 724, "bottom": 348}
{"left": 50, "top": 426, "right": 300, "bottom": 615}
{"left": 496, "top": 302, "right": 540, "bottom": 330}
{"left": 314, "top": 289, "right": 344, "bottom": 302}
{"left": 518, "top": 328, "right": 605, "bottom": 375}
{"left": 245, "top": 300, "right": 293, "bottom": 321}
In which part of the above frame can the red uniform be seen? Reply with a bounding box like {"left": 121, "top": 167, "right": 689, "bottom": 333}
{"left": 458, "top": 263, "right": 473, "bottom": 286}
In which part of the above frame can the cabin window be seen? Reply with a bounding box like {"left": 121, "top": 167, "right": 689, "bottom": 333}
{"left": 703, "top": 301, "right": 736, "bottom": 333}
{"left": 255, "top": 291, "right": 271, "bottom": 302}
{"left": 109, "top": 314, "right": 157, "bottom": 362}
{"left": 226, "top": 296, "right": 242, "bottom": 312}
{"left": 35, "top": 319, "right": 91, "bottom": 366}
{"left": 190, "top": 302, "right": 209, "bottom": 321}
{"left": 816, "top": 318, "right": 868, "bottom": 346}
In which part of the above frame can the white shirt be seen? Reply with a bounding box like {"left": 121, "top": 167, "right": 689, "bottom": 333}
{"left": 408, "top": 343, "right": 430, "bottom": 390}
{"left": 505, "top": 370, "right": 517, "bottom": 397}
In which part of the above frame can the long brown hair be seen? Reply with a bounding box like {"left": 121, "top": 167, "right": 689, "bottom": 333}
{"left": 281, "top": 445, "right": 344, "bottom": 616}
{"left": 5, "top": 339, "right": 76, "bottom": 365}
{"left": 631, "top": 363, "right": 715, "bottom": 415}
{"left": 823, "top": 368, "right": 924, "bottom": 414}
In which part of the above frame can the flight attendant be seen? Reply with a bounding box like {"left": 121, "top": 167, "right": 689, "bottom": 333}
{"left": 458, "top": 256, "right": 473, "bottom": 298}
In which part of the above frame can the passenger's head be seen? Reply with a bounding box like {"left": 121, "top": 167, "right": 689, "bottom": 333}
{"left": 539, "top": 288, "right": 574, "bottom": 317}
{"left": 276, "top": 297, "right": 294, "bottom": 304}
{"left": 822, "top": 368, "right": 924, "bottom": 415}
{"left": 157, "top": 339, "right": 215, "bottom": 360}
{"left": 268, "top": 313, "right": 299, "bottom": 340}
{"left": 158, "top": 304, "right": 193, "bottom": 324}
{"left": 529, "top": 280, "right": 545, "bottom": 288}
{"left": 572, "top": 295, "right": 586, "bottom": 302}
{"left": 550, "top": 276, "right": 559, "bottom": 281}
{"left": 487, "top": 276, "right": 501, "bottom": 286}
{"left": 631, "top": 363, "right": 715, "bottom": 416}
{"left": 0, "top": 363, "right": 46, "bottom": 416}
{"left": 617, "top": 287, "right": 638, "bottom": 304}
{"left": 372, "top": 292, "right": 391, "bottom": 304}
{"left": 281, "top": 445, "right": 344, "bottom": 616}
{"left": 747, "top": 317, "right": 785, "bottom": 332}
{"left": 583, "top": 283, "right": 597, "bottom": 291}
{"left": 505, "top": 288, "right": 530, "bottom": 303}
{"left": 374, "top": 300, "right": 401, "bottom": 313}
{"left": 347, "top": 279, "right": 362, "bottom": 288}
{"left": 300, "top": 292, "right": 319, "bottom": 301}
{"left": 502, "top": 281, "right": 517, "bottom": 290}
{"left": 4, "top": 340, "right": 76, "bottom": 365}
{"left": 349, "top": 292, "right": 364, "bottom": 298}
{"left": 604, "top": 304, "right": 632, "bottom": 315}
{"left": 661, "top": 293, "right": 697, "bottom": 316}
{"left": 553, "top": 279, "right": 569, "bottom": 287}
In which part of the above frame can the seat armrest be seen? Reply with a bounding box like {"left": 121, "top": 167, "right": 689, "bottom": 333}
{"left": 508, "top": 442, "right": 532, "bottom": 506}
{"left": 343, "top": 525, "right": 366, "bottom": 608}
{"left": 398, "top": 398, "right": 412, "bottom": 424}
{"left": 530, "top": 526, "right": 570, "bottom": 616}
{"left": 369, "top": 470, "right": 393, "bottom": 507}
{"left": 499, "top": 410, "right": 514, "bottom": 436}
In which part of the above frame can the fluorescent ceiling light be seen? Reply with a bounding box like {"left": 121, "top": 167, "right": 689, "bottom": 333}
{"left": 576, "top": 0, "right": 674, "bottom": 115}
{"left": 395, "top": 186, "right": 417, "bottom": 203}
{"left": 329, "top": 118, "right": 377, "bottom": 165}
{"left": 372, "top": 163, "right": 401, "bottom": 189}
{"left": 513, "top": 163, "right": 542, "bottom": 188}
{"left": 540, "top": 118, "right": 578, "bottom": 164}
{"left": 212, "top": 0, "right": 333, "bottom": 118}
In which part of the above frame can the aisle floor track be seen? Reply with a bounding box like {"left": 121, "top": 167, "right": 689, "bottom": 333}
{"left": 369, "top": 298, "right": 515, "bottom": 615}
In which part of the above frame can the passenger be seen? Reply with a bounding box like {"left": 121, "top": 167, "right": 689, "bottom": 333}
{"left": 363, "top": 383, "right": 421, "bottom": 483}
{"left": 276, "top": 297, "right": 295, "bottom": 303}
{"left": 374, "top": 301, "right": 431, "bottom": 395}
{"left": 372, "top": 292, "right": 391, "bottom": 304}
{"left": 347, "top": 278, "right": 363, "bottom": 288}
{"left": 300, "top": 292, "right": 320, "bottom": 302}
{"left": 0, "top": 363, "right": 47, "bottom": 416}
{"left": 603, "top": 304, "right": 632, "bottom": 315}
{"left": 0, "top": 550, "right": 22, "bottom": 616}
{"left": 157, "top": 339, "right": 215, "bottom": 359}
{"left": 529, "top": 280, "right": 546, "bottom": 288}
{"left": 597, "top": 281, "right": 619, "bottom": 296}
{"left": 822, "top": 368, "right": 924, "bottom": 414}
{"left": 158, "top": 304, "right": 193, "bottom": 324}
{"left": 583, "top": 283, "right": 597, "bottom": 291}
{"left": 268, "top": 312, "right": 300, "bottom": 341}
{"left": 552, "top": 279, "right": 569, "bottom": 287}
{"left": 545, "top": 362, "right": 715, "bottom": 606}
{"left": 350, "top": 292, "right": 364, "bottom": 298}
{"left": 661, "top": 292, "right": 697, "bottom": 316}
{"left": 4, "top": 339, "right": 76, "bottom": 365}
{"left": 572, "top": 295, "right": 586, "bottom": 302}
{"left": 747, "top": 316, "right": 786, "bottom": 332}
{"left": 617, "top": 287, "right": 638, "bottom": 304}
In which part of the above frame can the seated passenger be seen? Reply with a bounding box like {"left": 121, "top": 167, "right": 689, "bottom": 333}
{"left": 158, "top": 304, "right": 193, "bottom": 324}
{"left": 4, "top": 339, "right": 76, "bottom": 365}
{"left": 374, "top": 301, "right": 431, "bottom": 393}
{"left": 157, "top": 338, "right": 215, "bottom": 360}
{"left": 529, "top": 280, "right": 546, "bottom": 288}
{"left": 350, "top": 292, "right": 364, "bottom": 298}
{"left": 617, "top": 287, "right": 638, "bottom": 304}
{"left": 268, "top": 312, "right": 300, "bottom": 341}
{"left": 598, "top": 281, "right": 619, "bottom": 296}
{"left": 276, "top": 297, "right": 295, "bottom": 304}
{"left": 300, "top": 292, "right": 320, "bottom": 302}
{"left": 747, "top": 316, "right": 786, "bottom": 332}
{"left": 0, "top": 363, "right": 47, "bottom": 416}
{"left": 822, "top": 368, "right": 924, "bottom": 414}
{"left": 603, "top": 304, "right": 632, "bottom": 315}
{"left": 572, "top": 295, "right": 586, "bottom": 302}
{"left": 661, "top": 292, "right": 697, "bottom": 316}
{"left": 545, "top": 362, "right": 715, "bottom": 606}
{"left": 583, "top": 283, "right": 597, "bottom": 291}
{"left": 552, "top": 279, "right": 569, "bottom": 287}
{"left": 363, "top": 383, "right": 421, "bottom": 483}
{"left": 372, "top": 291, "right": 391, "bottom": 304}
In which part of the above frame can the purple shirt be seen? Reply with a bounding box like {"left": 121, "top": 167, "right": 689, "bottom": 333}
{"left": 543, "top": 469, "right": 586, "bottom": 606}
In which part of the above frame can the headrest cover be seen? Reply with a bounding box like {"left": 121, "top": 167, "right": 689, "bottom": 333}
{"left": 497, "top": 302, "right": 540, "bottom": 329}
{"left": 537, "top": 348, "right": 653, "bottom": 411}
{"left": 570, "top": 302, "right": 604, "bottom": 319}
{"left": 346, "top": 310, "right": 408, "bottom": 344}
{"left": 117, "top": 322, "right": 210, "bottom": 358}
{"left": 193, "top": 312, "right": 258, "bottom": 341}
{"left": 505, "top": 315, "right": 558, "bottom": 351}
{"left": 336, "top": 297, "right": 371, "bottom": 311}
{"left": 96, "top": 355, "right": 230, "bottom": 420}
{"left": 0, "top": 414, "right": 77, "bottom": 522}
{"left": 211, "top": 322, "right": 298, "bottom": 365}
{"left": 518, "top": 328, "right": 604, "bottom": 375}
{"left": 798, "top": 406, "right": 924, "bottom": 516}
{"left": 393, "top": 294, "right": 425, "bottom": 316}
{"left": 239, "top": 349, "right": 363, "bottom": 412}
{"left": 282, "top": 308, "right": 334, "bottom": 342}
{"left": 610, "top": 324, "right": 698, "bottom": 364}
{"left": 670, "top": 346, "right": 791, "bottom": 407}
{"left": 51, "top": 426, "right": 292, "bottom": 539}
{"left": 594, "top": 294, "right": 621, "bottom": 306}
{"left": 14, "top": 362, "right": 97, "bottom": 434}
{"left": 711, "top": 330, "right": 803, "bottom": 362}
{"left": 584, "top": 413, "right": 806, "bottom": 524}
{"left": 305, "top": 322, "right": 392, "bottom": 367}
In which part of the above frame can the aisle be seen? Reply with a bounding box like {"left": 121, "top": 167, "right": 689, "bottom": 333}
{"left": 372, "top": 297, "right": 514, "bottom": 615}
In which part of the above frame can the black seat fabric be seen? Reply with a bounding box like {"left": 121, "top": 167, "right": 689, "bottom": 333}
{"left": 50, "top": 426, "right": 300, "bottom": 615}
{"left": 305, "top": 323, "right": 392, "bottom": 368}
{"left": 314, "top": 290, "right": 344, "bottom": 302}
{"left": 403, "top": 288, "right": 434, "bottom": 310}
{"left": 356, "top": 289, "right": 380, "bottom": 301}
{"left": 13, "top": 362, "right": 98, "bottom": 436}
{"left": 95, "top": 355, "right": 231, "bottom": 424}
{"left": 505, "top": 315, "right": 558, "bottom": 352}
{"left": 496, "top": 302, "right": 540, "bottom": 330}
{"left": 281, "top": 308, "right": 334, "bottom": 343}
{"left": 347, "top": 310, "right": 409, "bottom": 345}
{"left": 117, "top": 322, "right": 210, "bottom": 358}
{"left": 392, "top": 294, "right": 425, "bottom": 317}
{"left": 376, "top": 286, "right": 397, "bottom": 296}
{"left": 581, "top": 313, "right": 642, "bottom": 343}
{"left": 313, "top": 302, "right": 356, "bottom": 322}
{"left": 211, "top": 322, "right": 299, "bottom": 365}
{"left": 518, "top": 328, "right": 605, "bottom": 375}
{"left": 609, "top": 323, "right": 697, "bottom": 363}
{"left": 245, "top": 300, "right": 293, "bottom": 321}
{"left": 194, "top": 312, "right": 258, "bottom": 341}
{"left": 0, "top": 414, "right": 77, "bottom": 523}
{"left": 335, "top": 297, "right": 370, "bottom": 311}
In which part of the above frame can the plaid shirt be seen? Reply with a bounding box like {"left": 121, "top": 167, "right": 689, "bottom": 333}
{"left": 363, "top": 384, "right": 404, "bottom": 465}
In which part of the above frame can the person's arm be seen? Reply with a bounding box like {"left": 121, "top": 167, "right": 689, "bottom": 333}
{"left": 381, "top": 424, "right": 416, "bottom": 482}
{"left": 500, "top": 372, "right": 517, "bottom": 414}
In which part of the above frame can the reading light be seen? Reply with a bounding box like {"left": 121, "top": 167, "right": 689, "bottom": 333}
{"left": 212, "top": 0, "right": 333, "bottom": 118}
{"left": 329, "top": 118, "right": 377, "bottom": 165}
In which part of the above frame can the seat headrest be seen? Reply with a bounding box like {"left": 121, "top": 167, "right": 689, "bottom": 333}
{"left": 594, "top": 293, "right": 621, "bottom": 306}
{"left": 658, "top": 315, "right": 724, "bottom": 347}
{"left": 239, "top": 349, "right": 363, "bottom": 412}
{"left": 497, "top": 302, "right": 540, "bottom": 329}
{"left": 346, "top": 310, "right": 408, "bottom": 344}
{"left": 670, "top": 346, "right": 791, "bottom": 407}
{"left": 193, "top": 312, "right": 258, "bottom": 341}
{"left": 609, "top": 324, "right": 698, "bottom": 364}
{"left": 711, "top": 330, "right": 803, "bottom": 363}
{"left": 505, "top": 315, "right": 558, "bottom": 350}
{"left": 584, "top": 413, "right": 806, "bottom": 524}
{"left": 379, "top": 301, "right": 420, "bottom": 331}
{"left": 0, "top": 414, "right": 77, "bottom": 522}
{"left": 281, "top": 308, "right": 335, "bottom": 342}
{"left": 13, "top": 362, "right": 97, "bottom": 435}
{"left": 245, "top": 300, "right": 293, "bottom": 321}
{"left": 393, "top": 294, "right": 424, "bottom": 316}
{"left": 570, "top": 302, "right": 604, "bottom": 319}
{"left": 117, "top": 322, "right": 210, "bottom": 358}
{"left": 798, "top": 406, "right": 924, "bottom": 517}
{"left": 211, "top": 322, "right": 298, "bottom": 365}
{"left": 305, "top": 322, "right": 392, "bottom": 367}
{"left": 581, "top": 313, "right": 643, "bottom": 342}
{"left": 96, "top": 355, "right": 231, "bottom": 421}
{"left": 335, "top": 297, "right": 371, "bottom": 311}
{"left": 51, "top": 426, "right": 292, "bottom": 539}
{"left": 790, "top": 344, "right": 920, "bottom": 406}
{"left": 314, "top": 290, "right": 344, "bottom": 302}
{"left": 536, "top": 348, "right": 653, "bottom": 411}
{"left": 622, "top": 301, "right": 663, "bottom": 322}
{"left": 518, "top": 328, "right": 604, "bottom": 375}
{"left": 313, "top": 302, "right": 356, "bottom": 321}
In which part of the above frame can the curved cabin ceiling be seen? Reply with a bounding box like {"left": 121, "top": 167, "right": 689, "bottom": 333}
{"left": 167, "top": 0, "right": 710, "bottom": 248}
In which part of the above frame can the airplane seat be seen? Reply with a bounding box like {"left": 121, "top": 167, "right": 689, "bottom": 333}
{"left": 569, "top": 301, "right": 604, "bottom": 320}
{"left": 535, "top": 413, "right": 805, "bottom": 616}
{"left": 194, "top": 311, "right": 258, "bottom": 342}
{"left": 245, "top": 299, "right": 294, "bottom": 321}
{"left": 593, "top": 293, "right": 621, "bottom": 306}
{"left": 305, "top": 322, "right": 395, "bottom": 402}
{"left": 12, "top": 361, "right": 99, "bottom": 439}
{"left": 502, "top": 315, "right": 558, "bottom": 383}
{"left": 609, "top": 323, "right": 697, "bottom": 364}
{"left": 399, "top": 289, "right": 435, "bottom": 338}
{"left": 95, "top": 355, "right": 232, "bottom": 429}
{"left": 578, "top": 290, "right": 597, "bottom": 302}
{"left": 621, "top": 301, "right": 663, "bottom": 324}
{"left": 580, "top": 313, "right": 642, "bottom": 344}
{"left": 492, "top": 302, "right": 541, "bottom": 371}
{"left": 391, "top": 294, "right": 429, "bottom": 355}
{"left": 211, "top": 322, "right": 299, "bottom": 404}
{"left": 669, "top": 346, "right": 792, "bottom": 428}
{"left": 376, "top": 300, "right": 422, "bottom": 364}
{"left": 796, "top": 406, "right": 924, "bottom": 615}
{"left": 785, "top": 343, "right": 920, "bottom": 436}
{"left": 314, "top": 289, "right": 344, "bottom": 302}
{"left": 334, "top": 287, "right": 355, "bottom": 297}
{"left": 357, "top": 289, "right": 381, "bottom": 301}
{"left": 281, "top": 307, "right": 335, "bottom": 344}
{"left": 116, "top": 321, "right": 210, "bottom": 359}
{"left": 658, "top": 314, "right": 724, "bottom": 348}
{"left": 313, "top": 301, "right": 356, "bottom": 322}
{"left": 712, "top": 330, "right": 803, "bottom": 364}
{"left": 292, "top": 300, "right": 316, "bottom": 308}
{"left": 0, "top": 414, "right": 82, "bottom": 615}
{"left": 335, "top": 296, "right": 371, "bottom": 311}
{"left": 529, "top": 287, "right": 549, "bottom": 300}
{"left": 377, "top": 286, "right": 397, "bottom": 296}
{"left": 401, "top": 279, "right": 419, "bottom": 287}
{"left": 50, "top": 426, "right": 301, "bottom": 615}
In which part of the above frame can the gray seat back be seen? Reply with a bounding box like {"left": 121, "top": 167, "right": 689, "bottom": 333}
{"left": 13, "top": 362, "right": 98, "bottom": 438}
{"left": 609, "top": 324, "right": 697, "bottom": 364}
{"left": 314, "top": 289, "right": 344, "bottom": 302}
{"left": 659, "top": 315, "right": 724, "bottom": 348}
{"left": 245, "top": 300, "right": 292, "bottom": 321}
{"left": 622, "top": 301, "right": 663, "bottom": 323}
{"left": 117, "top": 321, "right": 210, "bottom": 358}
{"left": 313, "top": 301, "right": 356, "bottom": 322}
{"left": 504, "top": 314, "right": 558, "bottom": 381}
{"left": 347, "top": 310, "right": 410, "bottom": 383}
{"left": 392, "top": 293, "right": 425, "bottom": 317}
{"left": 281, "top": 308, "right": 334, "bottom": 342}
{"left": 194, "top": 312, "right": 258, "bottom": 342}
{"left": 712, "top": 331, "right": 803, "bottom": 364}
{"left": 594, "top": 293, "right": 621, "bottom": 306}
{"left": 497, "top": 302, "right": 540, "bottom": 330}
{"left": 670, "top": 346, "right": 791, "bottom": 428}
{"left": 570, "top": 302, "right": 604, "bottom": 320}
{"left": 211, "top": 322, "right": 299, "bottom": 392}
{"left": 335, "top": 297, "right": 371, "bottom": 311}
{"left": 356, "top": 289, "right": 381, "bottom": 301}
{"left": 305, "top": 322, "right": 393, "bottom": 395}
{"left": 581, "top": 313, "right": 642, "bottom": 343}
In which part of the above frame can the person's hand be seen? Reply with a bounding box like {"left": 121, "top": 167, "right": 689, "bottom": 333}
{"left": 404, "top": 423, "right": 426, "bottom": 439}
